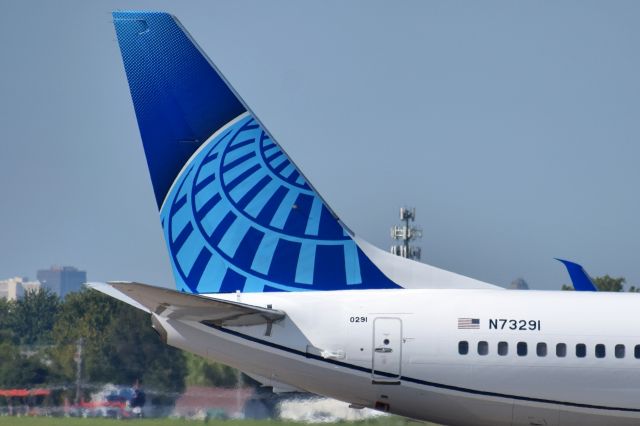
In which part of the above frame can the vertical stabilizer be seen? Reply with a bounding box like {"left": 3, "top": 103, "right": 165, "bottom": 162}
{"left": 113, "top": 11, "right": 400, "bottom": 294}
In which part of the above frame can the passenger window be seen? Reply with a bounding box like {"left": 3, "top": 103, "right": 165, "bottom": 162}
{"left": 595, "top": 344, "right": 606, "bottom": 359}
{"left": 615, "top": 344, "right": 625, "bottom": 359}
{"left": 498, "top": 341, "right": 508, "bottom": 356}
{"left": 634, "top": 345, "right": 640, "bottom": 359}
{"left": 458, "top": 341, "right": 469, "bottom": 355}
{"left": 536, "top": 342, "right": 547, "bottom": 357}
{"left": 576, "top": 343, "right": 586, "bottom": 358}
{"left": 556, "top": 343, "right": 567, "bottom": 358}
{"left": 517, "top": 342, "right": 527, "bottom": 356}
{"left": 478, "top": 341, "right": 489, "bottom": 356}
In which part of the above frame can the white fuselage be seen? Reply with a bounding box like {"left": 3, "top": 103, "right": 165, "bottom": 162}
{"left": 156, "top": 289, "right": 640, "bottom": 426}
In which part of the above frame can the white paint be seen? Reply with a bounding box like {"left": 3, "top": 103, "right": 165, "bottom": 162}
{"left": 97, "top": 283, "right": 640, "bottom": 425}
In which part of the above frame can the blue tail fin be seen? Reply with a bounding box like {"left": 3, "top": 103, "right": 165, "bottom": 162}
{"left": 113, "top": 11, "right": 399, "bottom": 294}
{"left": 556, "top": 259, "right": 597, "bottom": 292}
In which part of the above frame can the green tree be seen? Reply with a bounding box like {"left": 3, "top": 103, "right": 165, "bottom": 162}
{"left": 0, "top": 298, "right": 14, "bottom": 341}
{"left": 11, "top": 288, "right": 60, "bottom": 346}
{"left": 0, "top": 333, "right": 52, "bottom": 387}
{"left": 562, "top": 275, "right": 634, "bottom": 292}
{"left": 592, "top": 275, "right": 625, "bottom": 292}
{"left": 184, "top": 352, "right": 239, "bottom": 387}
{"left": 50, "top": 289, "right": 186, "bottom": 398}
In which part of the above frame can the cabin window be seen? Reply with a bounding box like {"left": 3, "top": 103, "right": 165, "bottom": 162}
{"left": 634, "top": 345, "right": 640, "bottom": 359}
{"left": 458, "top": 341, "right": 469, "bottom": 355}
{"left": 478, "top": 341, "right": 489, "bottom": 356}
{"left": 517, "top": 342, "right": 527, "bottom": 356}
{"left": 615, "top": 344, "right": 625, "bottom": 359}
{"left": 498, "top": 341, "right": 508, "bottom": 356}
{"left": 536, "top": 342, "right": 547, "bottom": 357}
{"left": 595, "top": 344, "right": 606, "bottom": 359}
{"left": 556, "top": 343, "right": 567, "bottom": 358}
{"left": 576, "top": 343, "right": 587, "bottom": 358}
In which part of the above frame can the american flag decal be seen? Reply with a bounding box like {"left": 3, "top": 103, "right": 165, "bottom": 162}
{"left": 458, "top": 318, "right": 480, "bottom": 329}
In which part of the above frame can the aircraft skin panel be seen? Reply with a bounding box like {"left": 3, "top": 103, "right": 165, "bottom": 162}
{"left": 151, "top": 288, "right": 640, "bottom": 426}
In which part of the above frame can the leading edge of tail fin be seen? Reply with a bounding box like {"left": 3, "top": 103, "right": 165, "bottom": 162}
{"left": 113, "top": 11, "right": 399, "bottom": 294}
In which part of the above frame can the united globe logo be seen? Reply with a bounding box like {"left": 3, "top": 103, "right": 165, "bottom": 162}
{"left": 160, "top": 113, "right": 397, "bottom": 294}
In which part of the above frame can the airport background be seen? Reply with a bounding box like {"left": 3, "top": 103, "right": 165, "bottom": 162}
{"left": 2, "top": 1, "right": 640, "bottom": 424}
{"left": 0, "top": 265, "right": 430, "bottom": 423}
{"left": 0, "top": 229, "right": 636, "bottom": 422}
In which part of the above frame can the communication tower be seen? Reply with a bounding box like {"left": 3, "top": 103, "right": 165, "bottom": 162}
{"left": 390, "top": 207, "right": 422, "bottom": 261}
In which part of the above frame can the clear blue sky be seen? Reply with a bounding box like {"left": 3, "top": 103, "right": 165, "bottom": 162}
{"left": 1, "top": 1, "right": 639, "bottom": 290}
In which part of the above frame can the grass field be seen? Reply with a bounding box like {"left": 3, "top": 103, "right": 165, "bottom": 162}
{"left": 0, "top": 418, "right": 433, "bottom": 426}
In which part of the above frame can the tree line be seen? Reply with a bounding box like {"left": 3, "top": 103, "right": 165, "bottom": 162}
{"left": 1, "top": 275, "right": 636, "bottom": 402}
{"left": 561, "top": 275, "right": 638, "bottom": 292}
{"left": 0, "top": 288, "right": 243, "bottom": 405}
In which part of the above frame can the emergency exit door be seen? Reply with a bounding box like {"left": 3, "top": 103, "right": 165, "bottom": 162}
{"left": 372, "top": 317, "right": 402, "bottom": 383}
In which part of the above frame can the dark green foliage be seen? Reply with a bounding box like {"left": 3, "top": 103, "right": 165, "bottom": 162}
{"left": 0, "top": 298, "right": 12, "bottom": 332}
{"left": 49, "top": 289, "right": 187, "bottom": 396}
{"left": 0, "top": 337, "right": 53, "bottom": 387}
{"left": 184, "top": 352, "right": 240, "bottom": 388}
{"left": 7, "top": 289, "right": 59, "bottom": 346}
{"left": 0, "top": 288, "right": 187, "bottom": 400}
{"left": 562, "top": 275, "right": 635, "bottom": 292}
{"left": 592, "top": 275, "right": 625, "bottom": 292}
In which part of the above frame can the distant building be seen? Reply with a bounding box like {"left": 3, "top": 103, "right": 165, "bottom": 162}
{"left": 37, "top": 266, "right": 87, "bottom": 298}
{"left": 509, "top": 278, "right": 530, "bottom": 290}
{"left": 0, "top": 277, "right": 40, "bottom": 301}
{"left": 22, "top": 280, "right": 42, "bottom": 293}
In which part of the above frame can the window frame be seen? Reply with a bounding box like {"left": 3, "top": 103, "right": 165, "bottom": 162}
{"left": 576, "top": 343, "right": 587, "bottom": 358}
{"left": 478, "top": 341, "right": 489, "bottom": 356}
{"left": 536, "top": 342, "right": 547, "bottom": 357}
{"left": 595, "top": 344, "right": 606, "bottom": 359}
{"left": 517, "top": 341, "right": 528, "bottom": 357}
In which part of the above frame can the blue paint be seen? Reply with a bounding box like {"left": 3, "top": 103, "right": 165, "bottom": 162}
{"left": 251, "top": 233, "right": 279, "bottom": 275}
{"left": 270, "top": 189, "right": 300, "bottom": 229}
{"left": 176, "top": 231, "right": 203, "bottom": 275}
{"left": 305, "top": 197, "right": 323, "bottom": 236}
{"left": 556, "top": 259, "right": 598, "bottom": 292}
{"left": 113, "top": 11, "right": 246, "bottom": 207}
{"left": 269, "top": 239, "right": 302, "bottom": 283}
{"left": 219, "top": 268, "right": 246, "bottom": 293}
{"left": 115, "top": 12, "right": 400, "bottom": 294}
{"left": 236, "top": 175, "right": 272, "bottom": 209}
{"left": 224, "top": 143, "right": 256, "bottom": 165}
{"left": 344, "top": 241, "right": 362, "bottom": 284}
{"left": 217, "top": 218, "right": 250, "bottom": 258}
{"left": 233, "top": 227, "right": 264, "bottom": 270}
{"left": 170, "top": 203, "right": 192, "bottom": 242}
{"left": 283, "top": 193, "right": 314, "bottom": 236}
{"left": 244, "top": 180, "right": 279, "bottom": 218}
{"left": 314, "top": 245, "right": 347, "bottom": 286}
{"left": 229, "top": 168, "right": 268, "bottom": 201}
{"left": 295, "top": 242, "right": 316, "bottom": 284}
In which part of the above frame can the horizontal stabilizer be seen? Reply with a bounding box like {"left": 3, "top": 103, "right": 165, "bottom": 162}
{"left": 87, "top": 282, "right": 285, "bottom": 326}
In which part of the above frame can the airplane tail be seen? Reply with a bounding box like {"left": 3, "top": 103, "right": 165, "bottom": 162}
{"left": 113, "top": 11, "right": 499, "bottom": 294}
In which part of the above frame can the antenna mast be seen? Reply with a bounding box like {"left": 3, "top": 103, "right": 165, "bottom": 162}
{"left": 390, "top": 207, "right": 422, "bottom": 261}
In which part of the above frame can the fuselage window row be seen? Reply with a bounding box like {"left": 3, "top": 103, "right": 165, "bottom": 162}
{"left": 458, "top": 341, "right": 640, "bottom": 359}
